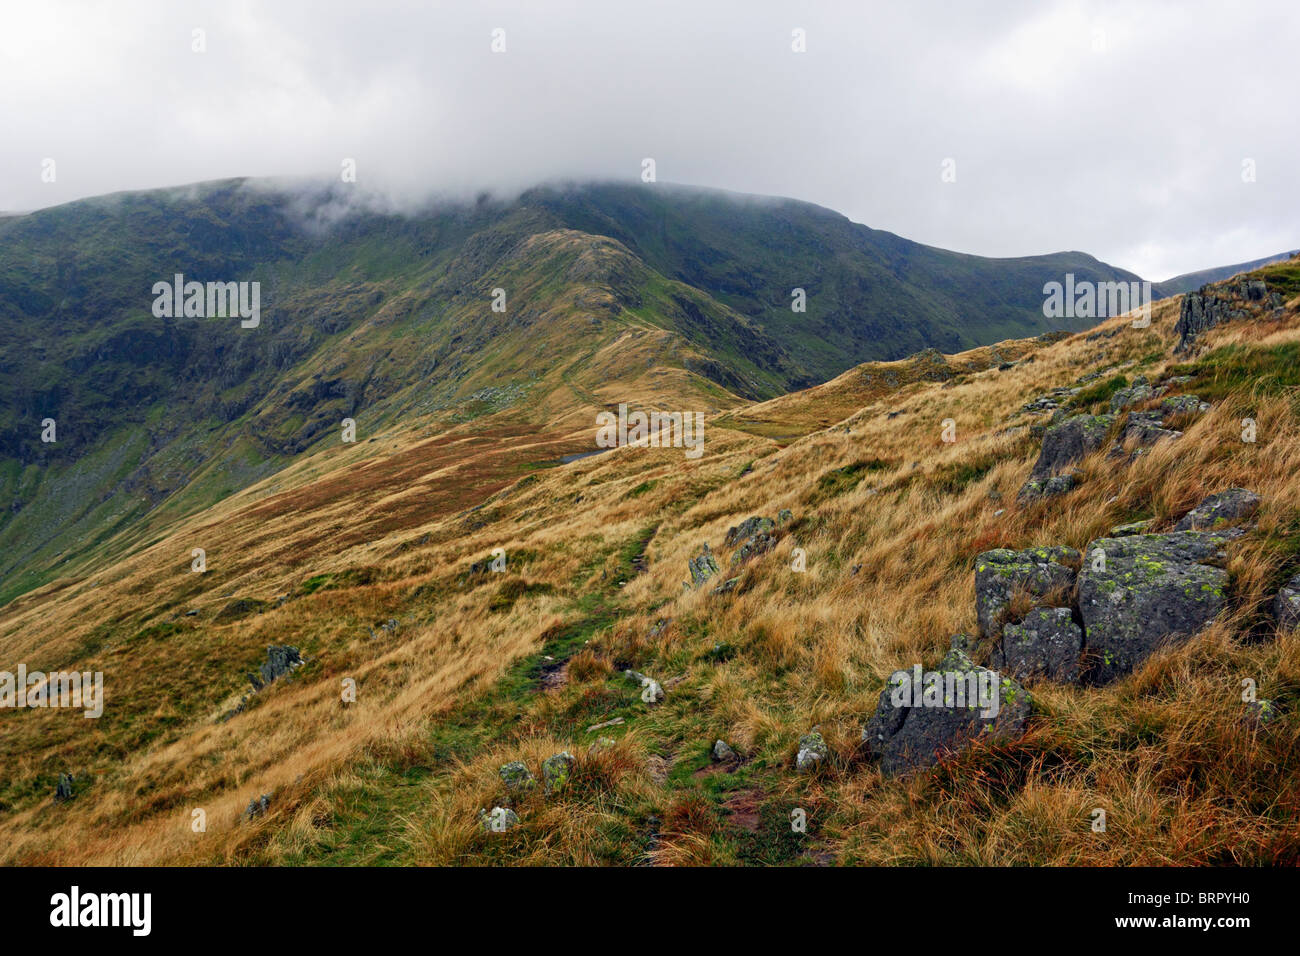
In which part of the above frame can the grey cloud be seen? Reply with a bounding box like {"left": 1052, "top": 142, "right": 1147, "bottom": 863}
{"left": 1, "top": 0, "right": 1295, "bottom": 278}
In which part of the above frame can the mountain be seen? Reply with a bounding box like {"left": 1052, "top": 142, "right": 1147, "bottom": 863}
{"left": 1, "top": 249, "right": 1296, "bottom": 866}
{"left": 1153, "top": 249, "right": 1300, "bottom": 299}
{"left": 0, "top": 178, "right": 1143, "bottom": 604}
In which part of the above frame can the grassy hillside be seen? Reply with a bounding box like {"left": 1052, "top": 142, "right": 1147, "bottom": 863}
{"left": 3, "top": 256, "right": 1298, "bottom": 866}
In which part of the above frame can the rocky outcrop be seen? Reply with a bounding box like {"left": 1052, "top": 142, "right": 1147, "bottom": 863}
{"left": 1175, "top": 280, "right": 1284, "bottom": 353}
{"left": 1017, "top": 473, "right": 1076, "bottom": 504}
{"left": 248, "top": 645, "right": 302, "bottom": 691}
{"left": 991, "top": 607, "right": 1083, "bottom": 684}
{"left": 1174, "top": 488, "right": 1260, "bottom": 531}
{"left": 862, "top": 648, "right": 1032, "bottom": 776}
{"left": 1078, "top": 531, "right": 1236, "bottom": 684}
{"left": 974, "top": 546, "right": 1080, "bottom": 639}
{"left": 725, "top": 516, "right": 777, "bottom": 567}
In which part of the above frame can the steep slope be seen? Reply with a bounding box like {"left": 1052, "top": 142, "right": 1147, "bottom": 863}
{"left": 0, "top": 182, "right": 796, "bottom": 603}
{"left": 3, "top": 257, "right": 1298, "bottom": 866}
{"left": 531, "top": 181, "right": 1145, "bottom": 373}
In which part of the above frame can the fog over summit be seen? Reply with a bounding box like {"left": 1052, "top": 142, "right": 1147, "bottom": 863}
{"left": 2, "top": 0, "right": 1296, "bottom": 278}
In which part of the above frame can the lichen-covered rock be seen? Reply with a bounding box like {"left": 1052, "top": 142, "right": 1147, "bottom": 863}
{"left": 499, "top": 760, "right": 536, "bottom": 792}
{"left": 1173, "top": 487, "right": 1260, "bottom": 532}
{"left": 795, "top": 732, "right": 828, "bottom": 773}
{"left": 541, "top": 752, "right": 575, "bottom": 794}
{"left": 974, "top": 546, "right": 1080, "bottom": 639}
{"left": 711, "top": 577, "right": 740, "bottom": 595}
{"left": 1078, "top": 531, "right": 1236, "bottom": 684}
{"left": 1273, "top": 573, "right": 1300, "bottom": 631}
{"left": 478, "top": 806, "right": 520, "bottom": 833}
{"left": 725, "top": 516, "right": 775, "bottom": 548}
{"left": 1109, "top": 410, "right": 1181, "bottom": 459}
{"left": 687, "top": 544, "right": 720, "bottom": 587}
{"left": 1159, "top": 394, "right": 1209, "bottom": 419}
{"left": 1017, "top": 473, "right": 1076, "bottom": 504}
{"left": 862, "top": 649, "right": 1033, "bottom": 776}
{"left": 1028, "top": 414, "right": 1115, "bottom": 480}
{"left": 777, "top": 509, "right": 793, "bottom": 525}
{"left": 731, "top": 534, "right": 776, "bottom": 566}
{"left": 712, "top": 740, "right": 738, "bottom": 762}
{"left": 1242, "top": 699, "right": 1279, "bottom": 726}
{"left": 1109, "top": 378, "right": 1153, "bottom": 413}
{"left": 991, "top": 607, "right": 1083, "bottom": 684}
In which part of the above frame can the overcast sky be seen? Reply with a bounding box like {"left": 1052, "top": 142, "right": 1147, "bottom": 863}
{"left": 1, "top": 0, "right": 1296, "bottom": 279}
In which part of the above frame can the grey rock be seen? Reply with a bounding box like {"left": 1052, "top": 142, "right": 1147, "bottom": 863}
{"left": 862, "top": 649, "right": 1032, "bottom": 776}
{"left": 1078, "top": 531, "right": 1236, "bottom": 684}
{"left": 724, "top": 516, "right": 775, "bottom": 548}
{"left": 711, "top": 740, "right": 738, "bottom": 762}
{"left": 1109, "top": 378, "right": 1153, "bottom": 413}
{"left": 777, "top": 509, "right": 793, "bottom": 525}
{"left": 244, "top": 793, "right": 270, "bottom": 819}
{"left": 54, "top": 773, "right": 75, "bottom": 803}
{"left": 248, "top": 645, "right": 302, "bottom": 691}
{"left": 687, "top": 543, "right": 720, "bottom": 587}
{"left": 974, "top": 546, "right": 1080, "bottom": 639}
{"left": 991, "top": 607, "right": 1083, "bottom": 684}
{"left": 795, "top": 731, "right": 828, "bottom": 773}
{"left": 1173, "top": 487, "right": 1260, "bottom": 532}
{"left": 1029, "top": 414, "right": 1116, "bottom": 479}
{"left": 1017, "top": 473, "right": 1076, "bottom": 504}
{"left": 499, "top": 761, "right": 536, "bottom": 792}
{"left": 1272, "top": 573, "right": 1300, "bottom": 631}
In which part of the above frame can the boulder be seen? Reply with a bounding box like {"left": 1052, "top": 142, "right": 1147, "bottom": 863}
{"left": 1028, "top": 414, "right": 1115, "bottom": 480}
{"left": 991, "top": 607, "right": 1083, "bottom": 684}
{"left": 862, "top": 649, "right": 1033, "bottom": 776}
{"left": 711, "top": 740, "right": 738, "bottom": 762}
{"left": 499, "top": 761, "right": 536, "bottom": 792}
{"left": 541, "top": 752, "right": 575, "bottom": 794}
{"left": 1173, "top": 488, "right": 1260, "bottom": 531}
{"left": 1273, "top": 573, "right": 1300, "bottom": 631}
{"left": 795, "top": 732, "right": 828, "bottom": 773}
{"left": 1017, "top": 473, "right": 1076, "bottom": 504}
{"left": 974, "top": 546, "right": 1080, "bottom": 639}
{"left": 1077, "top": 531, "right": 1236, "bottom": 684}
{"left": 244, "top": 794, "right": 270, "bottom": 819}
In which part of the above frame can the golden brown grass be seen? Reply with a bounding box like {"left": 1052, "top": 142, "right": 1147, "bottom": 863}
{"left": 4, "top": 280, "right": 1300, "bottom": 866}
